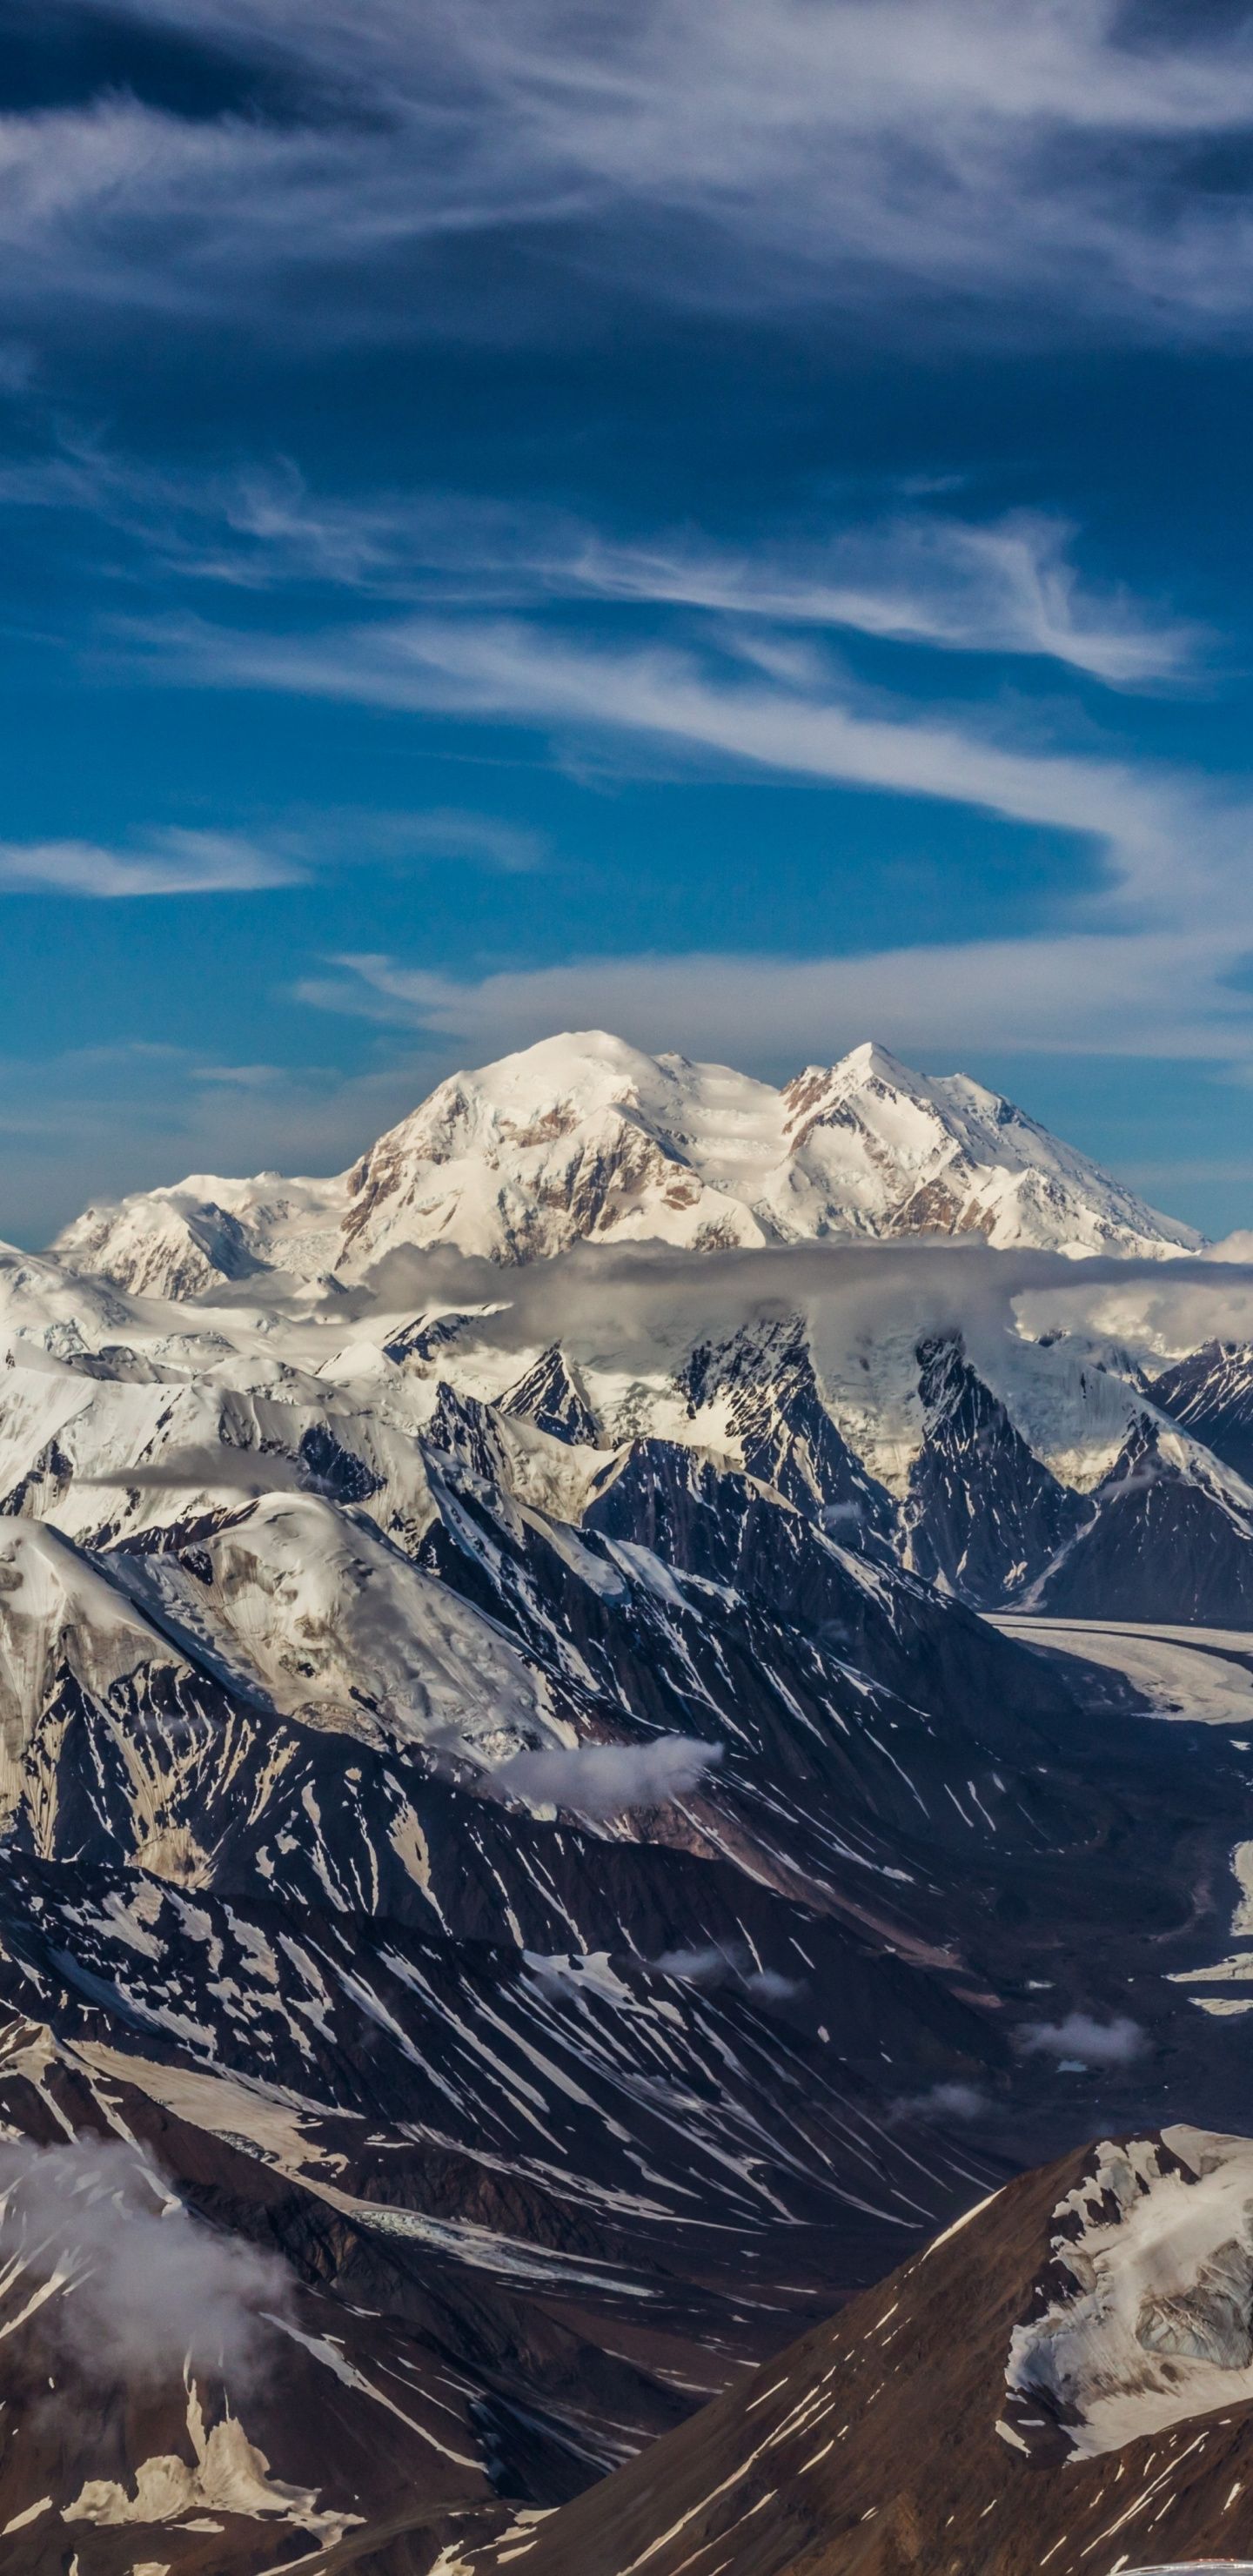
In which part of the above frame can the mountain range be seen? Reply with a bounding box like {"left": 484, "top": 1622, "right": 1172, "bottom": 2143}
{"left": 1, "top": 1030, "right": 1252, "bottom": 2571}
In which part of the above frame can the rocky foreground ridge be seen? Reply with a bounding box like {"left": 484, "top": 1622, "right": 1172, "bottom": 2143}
{"left": 474, "top": 2125, "right": 1253, "bottom": 2576}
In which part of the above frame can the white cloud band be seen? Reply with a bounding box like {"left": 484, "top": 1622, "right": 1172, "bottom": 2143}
{"left": 302, "top": 931, "right": 1253, "bottom": 1066}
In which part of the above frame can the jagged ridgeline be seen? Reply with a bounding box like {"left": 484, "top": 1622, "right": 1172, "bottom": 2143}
{"left": 0, "top": 1029, "right": 1251, "bottom": 2569}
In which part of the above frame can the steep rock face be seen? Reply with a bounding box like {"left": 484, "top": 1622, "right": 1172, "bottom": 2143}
{"left": 0, "top": 1386, "right": 1089, "bottom": 1994}
{"left": 902, "top": 1334, "right": 1091, "bottom": 1607}
{"left": 679, "top": 1314, "right": 897, "bottom": 1550}
{"left": 49, "top": 1029, "right": 1201, "bottom": 1293}
{"left": 1149, "top": 1338, "right": 1253, "bottom": 1484}
{"left": 501, "top": 1344, "right": 603, "bottom": 1446}
{"left": 581, "top": 1434, "right": 1010, "bottom": 1714}
{"left": 570, "top": 1438, "right": 1122, "bottom": 1905}
{"left": 1035, "top": 1415, "right": 1253, "bottom": 1622}
{"left": 418, "top": 1429, "right": 1082, "bottom": 1902}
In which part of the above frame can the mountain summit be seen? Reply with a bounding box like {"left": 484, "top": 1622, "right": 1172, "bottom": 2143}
{"left": 51, "top": 1030, "right": 1201, "bottom": 1298}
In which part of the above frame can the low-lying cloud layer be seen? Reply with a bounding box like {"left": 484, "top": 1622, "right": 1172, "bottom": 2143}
{"left": 344, "top": 1235, "right": 1253, "bottom": 1386}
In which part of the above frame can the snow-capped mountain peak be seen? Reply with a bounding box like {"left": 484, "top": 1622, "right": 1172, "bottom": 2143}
{"left": 49, "top": 1029, "right": 1202, "bottom": 1300}
{"left": 777, "top": 1040, "right": 1196, "bottom": 1256}
{"left": 336, "top": 1029, "right": 779, "bottom": 1270}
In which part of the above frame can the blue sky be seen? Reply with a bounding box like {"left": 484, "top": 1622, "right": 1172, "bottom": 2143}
{"left": 4, "top": 0, "right": 1253, "bottom": 1242}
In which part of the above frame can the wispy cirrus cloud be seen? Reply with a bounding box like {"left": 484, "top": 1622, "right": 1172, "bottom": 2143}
{"left": 0, "top": 826, "right": 301, "bottom": 896}
{"left": 559, "top": 513, "right": 1203, "bottom": 688}
{"left": 0, "top": 439, "right": 1205, "bottom": 687}
{"left": 334, "top": 807, "right": 549, "bottom": 873}
{"left": 8, "top": 2, "right": 1253, "bottom": 344}
{"left": 46, "top": 506, "right": 1240, "bottom": 1062}
{"left": 139, "top": 603, "right": 1230, "bottom": 913}
{"left": 0, "top": 808, "right": 547, "bottom": 897}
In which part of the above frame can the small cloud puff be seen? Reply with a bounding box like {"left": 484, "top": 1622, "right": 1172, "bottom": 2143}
{"left": 652, "top": 1940, "right": 802, "bottom": 2002}
{"left": 492, "top": 1733, "right": 720, "bottom": 1819}
{"left": 890, "top": 2079, "right": 988, "bottom": 2123}
{"left": 1017, "top": 2011, "right": 1146, "bottom": 2066}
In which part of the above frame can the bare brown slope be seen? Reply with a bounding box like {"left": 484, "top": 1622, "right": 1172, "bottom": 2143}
{"left": 469, "top": 2138, "right": 1253, "bottom": 2576}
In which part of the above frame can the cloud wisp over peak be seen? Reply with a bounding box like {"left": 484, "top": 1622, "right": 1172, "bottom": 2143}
{"left": 299, "top": 927, "right": 1253, "bottom": 1074}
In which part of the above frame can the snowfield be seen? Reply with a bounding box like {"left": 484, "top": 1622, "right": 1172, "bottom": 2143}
{"left": 1006, "top": 2128, "right": 1253, "bottom": 2457}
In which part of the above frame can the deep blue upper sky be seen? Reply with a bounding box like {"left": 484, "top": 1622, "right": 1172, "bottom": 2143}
{"left": 4, "top": 0, "right": 1253, "bottom": 1243}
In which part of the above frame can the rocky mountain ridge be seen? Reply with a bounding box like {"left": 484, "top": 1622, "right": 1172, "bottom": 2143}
{"left": 476, "top": 2125, "right": 1253, "bottom": 2576}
